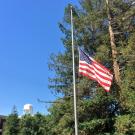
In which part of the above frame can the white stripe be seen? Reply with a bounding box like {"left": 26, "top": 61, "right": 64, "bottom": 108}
{"left": 79, "top": 61, "right": 94, "bottom": 69}
{"left": 82, "top": 58, "right": 112, "bottom": 78}
{"left": 79, "top": 64, "right": 112, "bottom": 85}
{"left": 79, "top": 64, "right": 95, "bottom": 74}
{"left": 79, "top": 68, "right": 111, "bottom": 91}
{"left": 79, "top": 69, "right": 96, "bottom": 79}
{"left": 80, "top": 60, "right": 113, "bottom": 79}
{"left": 80, "top": 61, "right": 113, "bottom": 83}
{"left": 95, "top": 73, "right": 112, "bottom": 85}
{"left": 98, "top": 82, "right": 110, "bottom": 91}
{"left": 80, "top": 60, "right": 112, "bottom": 77}
{"left": 89, "top": 56, "right": 95, "bottom": 61}
{"left": 93, "top": 62, "right": 110, "bottom": 74}
{"left": 93, "top": 64, "right": 113, "bottom": 80}
{"left": 79, "top": 60, "right": 112, "bottom": 90}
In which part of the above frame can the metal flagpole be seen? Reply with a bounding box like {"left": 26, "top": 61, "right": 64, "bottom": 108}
{"left": 70, "top": 6, "right": 78, "bottom": 135}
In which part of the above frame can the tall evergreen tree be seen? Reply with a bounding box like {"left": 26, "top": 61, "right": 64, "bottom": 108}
{"left": 3, "top": 106, "right": 20, "bottom": 135}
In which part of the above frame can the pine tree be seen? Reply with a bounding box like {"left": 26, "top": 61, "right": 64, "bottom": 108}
{"left": 3, "top": 106, "right": 20, "bottom": 135}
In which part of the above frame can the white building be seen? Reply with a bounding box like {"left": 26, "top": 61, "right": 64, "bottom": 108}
{"left": 23, "top": 104, "right": 33, "bottom": 115}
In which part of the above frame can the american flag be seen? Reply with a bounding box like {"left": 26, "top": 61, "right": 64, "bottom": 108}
{"left": 79, "top": 49, "right": 113, "bottom": 92}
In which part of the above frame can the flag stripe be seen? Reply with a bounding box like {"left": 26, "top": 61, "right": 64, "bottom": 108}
{"left": 79, "top": 63, "right": 95, "bottom": 73}
{"left": 80, "top": 61, "right": 112, "bottom": 80}
{"left": 79, "top": 67, "right": 95, "bottom": 76}
{"left": 80, "top": 68, "right": 111, "bottom": 87}
{"left": 94, "top": 60, "right": 111, "bottom": 73}
{"left": 93, "top": 68, "right": 112, "bottom": 81}
{"left": 97, "top": 81, "right": 110, "bottom": 91}
{"left": 93, "top": 62, "right": 112, "bottom": 77}
{"left": 79, "top": 71, "right": 96, "bottom": 80}
{"left": 79, "top": 65, "right": 112, "bottom": 88}
{"left": 79, "top": 62, "right": 94, "bottom": 70}
{"left": 79, "top": 49, "right": 113, "bottom": 92}
{"left": 79, "top": 65, "right": 112, "bottom": 86}
{"left": 90, "top": 57, "right": 111, "bottom": 73}
{"left": 79, "top": 71, "right": 111, "bottom": 91}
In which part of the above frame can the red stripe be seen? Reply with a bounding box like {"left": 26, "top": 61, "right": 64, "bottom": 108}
{"left": 79, "top": 59, "right": 112, "bottom": 91}
{"left": 97, "top": 79, "right": 111, "bottom": 87}
{"left": 98, "top": 82, "right": 110, "bottom": 91}
{"left": 105, "top": 89, "right": 110, "bottom": 92}
{"left": 79, "top": 67, "right": 95, "bottom": 75}
{"left": 92, "top": 62, "right": 110, "bottom": 75}
{"left": 94, "top": 70, "right": 112, "bottom": 82}
{"left": 92, "top": 60, "right": 111, "bottom": 73}
{"left": 79, "top": 72, "right": 96, "bottom": 81}
{"left": 80, "top": 61, "right": 112, "bottom": 81}
{"left": 80, "top": 72, "right": 110, "bottom": 92}
{"left": 80, "top": 61, "right": 112, "bottom": 76}
{"left": 79, "top": 62, "right": 112, "bottom": 83}
{"left": 79, "top": 62, "right": 94, "bottom": 70}
{"left": 97, "top": 80, "right": 111, "bottom": 91}
{"left": 79, "top": 68, "right": 112, "bottom": 87}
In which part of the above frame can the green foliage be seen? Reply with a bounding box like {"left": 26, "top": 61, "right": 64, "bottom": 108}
{"left": 3, "top": 111, "right": 51, "bottom": 135}
{"left": 48, "top": 0, "right": 135, "bottom": 134}
{"left": 19, "top": 114, "right": 35, "bottom": 135}
{"left": 3, "top": 106, "right": 20, "bottom": 135}
{"left": 47, "top": 99, "right": 74, "bottom": 135}
{"left": 19, "top": 113, "right": 48, "bottom": 135}
{"left": 114, "top": 114, "right": 135, "bottom": 135}
{"left": 79, "top": 118, "right": 108, "bottom": 135}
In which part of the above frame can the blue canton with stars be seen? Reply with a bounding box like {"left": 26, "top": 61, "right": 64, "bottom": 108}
{"left": 79, "top": 49, "right": 92, "bottom": 64}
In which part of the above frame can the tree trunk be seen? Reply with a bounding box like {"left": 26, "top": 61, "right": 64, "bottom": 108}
{"left": 106, "top": 0, "right": 121, "bottom": 85}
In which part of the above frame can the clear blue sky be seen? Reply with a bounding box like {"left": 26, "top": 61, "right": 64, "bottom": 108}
{"left": 0, "top": 0, "right": 78, "bottom": 115}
